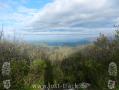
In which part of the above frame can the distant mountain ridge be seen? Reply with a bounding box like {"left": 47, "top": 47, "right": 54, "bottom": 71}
{"left": 27, "top": 39, "right": 92, "bottom": 47}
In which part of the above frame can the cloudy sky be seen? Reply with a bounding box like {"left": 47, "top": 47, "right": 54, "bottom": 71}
{"left": 0, "top": 0, "right": 118, "bottom": 42}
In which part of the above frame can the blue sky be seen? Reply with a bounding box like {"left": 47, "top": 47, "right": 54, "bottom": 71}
{"left": 0, "top": 0, "right": 118, "bottom": 42}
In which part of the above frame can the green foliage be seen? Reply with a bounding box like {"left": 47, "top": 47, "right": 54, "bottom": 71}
{"left": 10, "top": 60, "right": 30, "bottom": 90}
{"left": 28, "top": 59, "right": 47, "bottom": 85}
{"left": 1, "top": 31, "right": 119, "bottom": 90}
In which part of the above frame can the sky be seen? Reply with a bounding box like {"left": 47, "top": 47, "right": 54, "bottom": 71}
{"left": 0, "top": 0, "right": 119, "bottom": 42}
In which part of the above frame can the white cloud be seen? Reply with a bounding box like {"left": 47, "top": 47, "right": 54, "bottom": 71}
{"left": 23, "top": 0, "right": 119, "bottom": 42}
{"left": 1, "top": 0, "right": 119, "bottom": 40}
{"left": 0, "top": 4, "right": 38, "bottom": 38}
{"left": 28, "top": 0, "right": 115, "bottom": 31}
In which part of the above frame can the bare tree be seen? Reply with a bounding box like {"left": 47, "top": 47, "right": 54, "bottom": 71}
{"left": 0, "top": 24, "right": 4, "bottom": 40}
